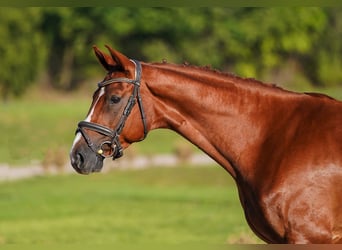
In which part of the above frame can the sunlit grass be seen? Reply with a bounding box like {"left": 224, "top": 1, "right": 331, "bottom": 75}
{"left": 0, "top": 166, "right": 261, "bottom": 245}
{"left": 0, "top": 98, "right": 87, "bottom": 165}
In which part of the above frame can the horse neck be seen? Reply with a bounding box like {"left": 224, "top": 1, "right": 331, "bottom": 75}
{"left": 142, "top": 63, "right": 296, "bottom": 179}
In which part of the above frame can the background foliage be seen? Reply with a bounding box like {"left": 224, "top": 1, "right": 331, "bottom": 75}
{"left": 1, "top": 7, "right": 342, "bottom": 99}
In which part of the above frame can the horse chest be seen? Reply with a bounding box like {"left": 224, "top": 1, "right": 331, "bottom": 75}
{"left": 236, "top": 183, "right": 285, "bottom": 243}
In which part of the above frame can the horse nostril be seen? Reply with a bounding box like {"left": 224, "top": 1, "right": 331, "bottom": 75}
{"left": 71, "top": 151, "right": 85, "bottom": 171}
{"left": 78, "top": 152, "right": 84, "bottom": 163}
{"left": 76, "top": 152, "right": 84, "bottom": 169}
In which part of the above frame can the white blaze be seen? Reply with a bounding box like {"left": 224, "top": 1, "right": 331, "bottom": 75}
{"left": 71, "top": 87, "right": 105, "bottom": 150}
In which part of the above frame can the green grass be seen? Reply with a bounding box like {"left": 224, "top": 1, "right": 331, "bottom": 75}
{"left": 0, "top": 166, "right": 260, "bottom": 245}
{"left": 0, "top": 98, "right": 85, "bottom": 165}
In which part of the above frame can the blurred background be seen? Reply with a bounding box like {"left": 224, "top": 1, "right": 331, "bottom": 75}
{"left": 0, "top": 7, "right": 341, "bottom": 245}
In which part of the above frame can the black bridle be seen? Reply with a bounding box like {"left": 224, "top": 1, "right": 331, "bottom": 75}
{"left": 76, "top": 59, "right": 147, "bottom": 160}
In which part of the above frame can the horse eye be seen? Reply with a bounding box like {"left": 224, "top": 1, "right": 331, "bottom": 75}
{"left": 110, "top": 95, "right": 121, "bottom": 104}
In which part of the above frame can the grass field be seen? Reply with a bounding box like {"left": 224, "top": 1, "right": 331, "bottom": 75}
{"left": 0, "top": 166, "right": 261, "bottom": 245}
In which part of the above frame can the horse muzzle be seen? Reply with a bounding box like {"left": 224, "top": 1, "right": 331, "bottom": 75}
{"left": 70, "top": 143, "right": 104, "bottom": 174}
{"left": 70, "top": 122, "right": 125, "bottom": 174}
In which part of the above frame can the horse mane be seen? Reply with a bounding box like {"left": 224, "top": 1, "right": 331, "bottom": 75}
{"left": 304, "top": 92, "right": 337, "bottom": 100}
{"left": 150, "top": 61, "right": 337, "bottom": 102}
{"left": 150, "top": 61, "right": 284, "bottom": 91}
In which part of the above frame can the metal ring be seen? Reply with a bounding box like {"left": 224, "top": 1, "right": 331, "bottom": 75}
{"left": 98, "top": 141, "right": 117, "bottom": 158}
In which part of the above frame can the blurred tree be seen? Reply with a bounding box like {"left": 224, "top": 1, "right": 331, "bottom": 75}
{"left": 1, "top": 7, "right": 342, "bottom": 98}
{"left": 315, "top": 8, "right": 342, "bottom": 86}
{"left": 175, "top": 8, "right": 327, "bottom": 82}
{"left": 100, "top": 7, "right": 328, "bottom": 86}
{"left": 40, "top": 8, "right": 102, "bottom": 90}
{"left": 34, "top": 7, "right": 342, "bottom": 90}
{"left": 0, "top": 8, "right": 45, "bottom": 101}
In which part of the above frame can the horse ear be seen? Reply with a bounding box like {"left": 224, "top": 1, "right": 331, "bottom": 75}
{"left": 105, "top": 45, "right": 135, "bottom": 75}
{"left": 93, "top": 45, "right": 116, "bottom": 71}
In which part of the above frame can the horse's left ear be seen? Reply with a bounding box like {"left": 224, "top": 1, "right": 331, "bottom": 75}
{"left": 105, "top": 45, "right": 135, "bottom": 76}
{"left": 93, "top": 45, "right": 116, "bottom": 71}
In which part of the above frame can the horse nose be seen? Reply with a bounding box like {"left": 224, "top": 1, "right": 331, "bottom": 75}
{"left": 70, "top": 150, "right": 85, "bottom": 173}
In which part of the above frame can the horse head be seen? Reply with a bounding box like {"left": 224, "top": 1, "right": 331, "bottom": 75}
{"left": 70, "top": 45, "right": 147, "bottom": 174}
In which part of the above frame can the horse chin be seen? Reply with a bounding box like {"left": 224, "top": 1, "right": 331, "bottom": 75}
{"left": 75, "top": 157, "right": 104, "bottom": 175}
{"left": 84, "top": 159, "right": 104, "bottom": 174}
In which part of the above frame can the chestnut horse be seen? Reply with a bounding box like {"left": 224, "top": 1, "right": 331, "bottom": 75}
{"left": 70, "top": 45, "right": 342, "bottom": 244}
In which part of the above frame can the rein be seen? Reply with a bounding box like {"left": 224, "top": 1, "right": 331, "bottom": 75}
{"left": 76, "top": 59, "right": 147, "bottom": 159}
